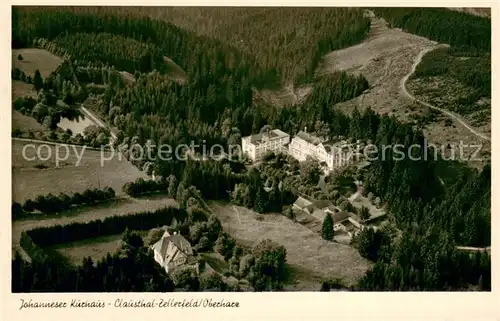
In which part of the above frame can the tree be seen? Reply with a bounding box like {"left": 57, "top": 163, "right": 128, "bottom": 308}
{"left": 254, "top": 187, "right": 267, "bottom": 213}
{"left": 206, "top": 214, "right": 222, "bottom": 242}
{"left": 17, "top": 54, "right": 23, "bottom": 60}
{"left": 221, "top": 117, "right": 232, "bottom": 139}
{"left": 322, "top": 213, "right": 334, "bottom": 241}
{"left": 63, "top": 92, "right": 74, "bottom": 105}
{"left": 355, "top": 227, "right": 390, "bottom": 262}
{"left": 249, "top": 239, "right": 287, "bottom": 291}
{"left": 267, "top": 185, "right": 282, "bottom": 212}
{"left": 215, "top": 233, "right": 236, "bottom": 261}
{"left": 117, "top": 228, "right": 144, "bottom": 259}
{"left": 189, "top": 221, "right": 207, "bottom": 244}
{"left": 200, "top": 272, "right": 227, "bottom": 291}
{"left": 167, "top": 175, "right": 178, "bottom": 198}
{"left": 194, "top": 236, "right": 211, "bottom": 253}
{"left": 147, "top": 228, "right": 165, "bottom": 246}
{"left": 314, "top": 120, "right": 329, "bottom": 138}
{"left": 283, "top": 207, "right": 296, "bottom": 221}
{"left": 121, "top": 228, "right": 144, "bottom": 248}
{"left": 171, "top": 267, "right": 200, "bottom": 291}
{"left": 12, "top": 202, "right": 23, "bottom": 219}
{"left": 187, "top": 206, "right": 208, "bottom": 223}
{"left": 360, "top": 206, "right": 370, "bottom": 220}
{"left": 227, "top": 130, "right": 242, "bottom": 149}
{"left": 31, "top": 103, "right": 49, "bottom": 122}
{"left": 300, "top": 157, "right": 322, "bottom": 184}
{"left": 33, "top": 69, "right": 43, "bottom": 91}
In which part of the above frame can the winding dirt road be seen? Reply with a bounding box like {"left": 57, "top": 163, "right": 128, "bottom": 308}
{"left": 401, "top": 46, "right": 491, "bottom": 142}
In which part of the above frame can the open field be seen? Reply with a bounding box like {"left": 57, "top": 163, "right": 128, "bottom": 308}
{"left": 12, "top": 48, "right": 63, "bottom": 78}
{"left": 12, "top": 139, "right": 149, "bottom": 202}
{"left": 12, "top": 81, "right": 40, "bottom": 134}
{"left": 315, "top": 10, "right": 490, "bottom": 167}
{"left": 12, "top": 80, "right": 37, "bottom": 100}
{"left": 163, "top": 56, "right": 188, "bottom": 84}
{"left": 12, "top": 110, "right": 45, "bottom": 133}
{"left": 209, "top": 202, "right": 371, "bottom": 290}
{"left": 253, "top": 84, "right": 312, "bottom": 108}
{"left": 48, "top": 230, "right": 150, "bottom": 265}
{"left": 316, "top": 10, "right": 436, "bottom": 108}
{"left": 118, "top": 71, "right": 135, "bottom": 86}
{"left": 447, "top": 8, "right": 490, "bottom": 18}
{"left": 116, "top": 57, "right": 187, "bottom": 85}
{"left": 12, "top": 194, "right": 177, "bottom": 249}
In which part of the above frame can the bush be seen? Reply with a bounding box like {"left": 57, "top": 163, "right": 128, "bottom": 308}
{"left": 187, "top": 206, "right": 209, "bottom": 223}
{"left": 200, "top": 272, "right": 227, "bottom": 291}
{"left": 12, "top": 202, "right": 24, "bottom": 219}
{"left": 195, "top": 236, "right": 212, "bottom": 253}
{"left": 171, "top": 267, "right": 200, "bottom": 291}
{"left": 147, "top": 228, "right": 166, "bottom": 246}
{"left": 198, "top": 259, "right": 206, "bottom": 272}
{"left": 248, "top": 239, "right": 287, "bottom": 291}
{"left": 283, "top": 207, "right": 296, "bottom": 221}
{"left": 359, "top": 206, "right": 370, "bottom": 220}
{"left": 215, "top": 233, "right": 236, "bottom": 261}
{"left": 122, "top": 178, "right": 166, "bottom": 196}
{"left": 189, "top": 221, "right": 207, "bottom": 244}
{"left": 239, "top": 254, "right": 255, "bottom": 276}
{"left": 15, "top": 187, "right": 116, "bottom": 218}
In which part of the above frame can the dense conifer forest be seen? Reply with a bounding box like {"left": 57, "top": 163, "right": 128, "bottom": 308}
{"left": 11, "top": 7, "right": 491, "bottom": 292}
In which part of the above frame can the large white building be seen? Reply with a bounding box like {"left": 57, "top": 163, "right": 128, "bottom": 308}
{"left": 288, "top": 130, "right": 322, "bottom": 162}
{"left": 289, "top": 129, "right": 359, "bottom": 170}
{"left": 241, "top": 129, "right": 290, "bottom": 161}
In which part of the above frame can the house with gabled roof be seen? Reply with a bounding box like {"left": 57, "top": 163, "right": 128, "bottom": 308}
{"left": 293, "top": 196, "right": 315, "bottom": 214}
{"left": 151, "top": 229, "right": 198, "bottom": 274}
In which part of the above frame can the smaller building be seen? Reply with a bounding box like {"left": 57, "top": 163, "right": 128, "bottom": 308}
{"left": 151, "top": 229, "right": 198, "bottom": 274}
{"left": 292, "top": 196, "right": 315, "bottom": 214}
{"left": 241, "top": 129, "right": 290, "bottom": 162}
{"left": 332, "top": 211, "right": 363, "bottom": 238}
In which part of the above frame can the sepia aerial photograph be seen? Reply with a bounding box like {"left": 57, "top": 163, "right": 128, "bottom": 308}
{"left": 11, "top": 6, "right": 491, "bottom": 293}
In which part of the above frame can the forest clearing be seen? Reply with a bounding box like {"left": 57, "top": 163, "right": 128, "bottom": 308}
{"left": 315, "top": 10, "right": 490, "bottom": 166}
{"left": 12, "top": 139, "right": 149, "bottom": 202}
{"left": 12, "top": 48, "right": 63, "bottom": 78}
{"left": 209, "top": 202, "right": 372, "bottom": 290}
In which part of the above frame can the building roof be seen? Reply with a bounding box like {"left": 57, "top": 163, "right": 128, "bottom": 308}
{"left": 312, "top": 200, "right": 333, "bottom": 210}
{"left": 320, "top": 140, "right": 354, "bottom": 155}
{"left": 295, "top": 131, "right": 321, "bottom": 146}
{"left": 152, "top": 232, "right": 194, "bottom": 263}
{"left": 293, "top": 196, "right": 314, "bottom": 209}
{"left": 245, "top": 129, "right": 290, "bottom": 145}
{"left": 342, "top": 220, "right": 357, "bottom": 232}
{"left": 332, "top": 211, "right": 351, "bottom": 223}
